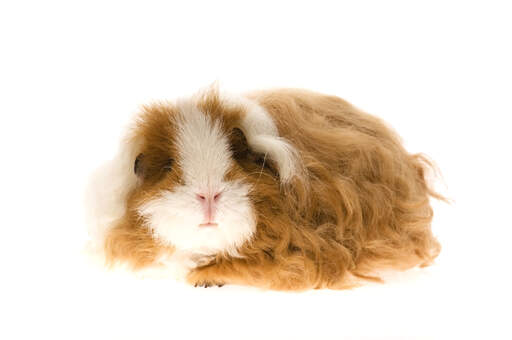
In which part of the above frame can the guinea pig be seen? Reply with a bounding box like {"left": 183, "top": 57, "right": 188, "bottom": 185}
{"left": 86, "top": 87, "right": 443, "bottom": 290}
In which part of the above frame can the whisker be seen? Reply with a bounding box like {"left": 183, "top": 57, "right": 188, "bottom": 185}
{"left": 256, "top": 152, "right": 268, "bottom": 184}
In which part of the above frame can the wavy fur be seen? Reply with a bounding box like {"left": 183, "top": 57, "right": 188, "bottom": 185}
{"left": 87, "top": 87, "right": 443, "bottom": 290}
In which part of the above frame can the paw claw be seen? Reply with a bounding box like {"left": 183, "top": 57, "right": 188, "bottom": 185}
{"left": 192, "top": 281, "right": 224, "bottom": 288}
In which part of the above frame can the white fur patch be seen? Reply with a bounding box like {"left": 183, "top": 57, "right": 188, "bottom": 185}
{"left": 174, "top": 99, "right": 232, "bottom": 187}
{"left": 85, "top": 135, "right": 142, "bottom": 247}
{"left": 138, "top": 180, "right": 255, "bottom": 257}
{"left": 134, "top": 249, "right": 203, "bottom": 281}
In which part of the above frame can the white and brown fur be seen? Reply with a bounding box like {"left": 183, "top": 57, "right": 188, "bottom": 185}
{"left": 86, "top": 87, "right": 443, "bottom": 290}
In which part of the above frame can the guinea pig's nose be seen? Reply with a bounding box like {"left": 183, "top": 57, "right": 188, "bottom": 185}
{"left": 196, "top": 191, "right": 222, "bottom": 225}
{"left": 196, "top": 192, "right": 222, "bottom": 202}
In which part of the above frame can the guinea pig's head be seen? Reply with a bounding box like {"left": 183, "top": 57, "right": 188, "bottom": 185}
{"left": 91, "top": 90, "right": 302, "bottom": 259}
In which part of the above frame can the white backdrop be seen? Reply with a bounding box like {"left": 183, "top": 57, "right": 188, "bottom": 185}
{"left": 1, "top": 1, "right": 510, "bottom": 339}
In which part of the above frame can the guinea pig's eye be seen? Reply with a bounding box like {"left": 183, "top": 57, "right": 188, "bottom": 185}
{"left": 229, "top": 127, "right": 279, "bottom": 178}
{"left": 230, "top": 128, "right": 250, "bottom": 160}
{"left": 134, "top": 153, "right": 144, "bottom": 175}
{"left": 162, "top": 158, "right": 174, "bottom": 171}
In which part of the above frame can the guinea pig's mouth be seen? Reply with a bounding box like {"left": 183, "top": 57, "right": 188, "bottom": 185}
{"left": 198, "top": 222, "right": 218, "bottom": 227}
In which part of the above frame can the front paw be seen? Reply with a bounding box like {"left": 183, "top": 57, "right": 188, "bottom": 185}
{"left": 193, "top": 281, "right": 224, "bottom": 288}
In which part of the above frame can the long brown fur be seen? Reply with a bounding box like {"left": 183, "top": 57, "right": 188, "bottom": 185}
{"left": 103, "top": 88, "right": 443, "bottom": 290}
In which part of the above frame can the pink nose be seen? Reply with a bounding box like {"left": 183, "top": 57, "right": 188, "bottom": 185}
{"left": 196, "top": 191, "right": 222, "bottom": 225}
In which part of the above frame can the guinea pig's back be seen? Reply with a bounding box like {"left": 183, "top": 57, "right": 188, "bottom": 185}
{"left": 249, "top": 89, "right": 441, "bottom": 274}
{"left": 249, "top": 89, "right": 402, "bottom": 154}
